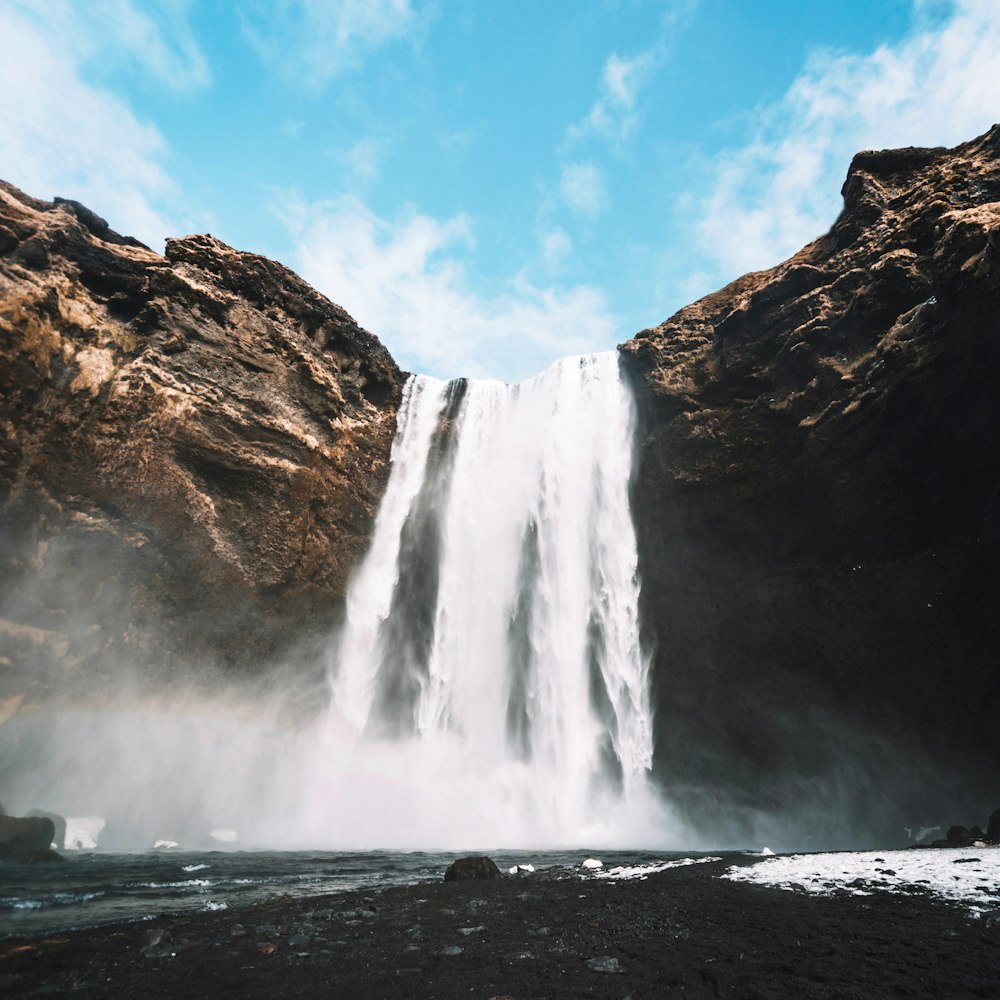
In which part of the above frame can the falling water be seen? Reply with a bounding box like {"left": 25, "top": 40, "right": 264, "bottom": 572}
{"left": 316, "top": 352, "right": 665, "bottom": 847}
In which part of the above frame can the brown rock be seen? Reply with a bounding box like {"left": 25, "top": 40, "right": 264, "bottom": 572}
{"left": 0, "top": 180, "right": 404, "bottom": 699}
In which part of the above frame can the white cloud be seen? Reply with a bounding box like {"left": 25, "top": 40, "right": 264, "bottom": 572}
{"left": 242, "top": 0, "right": 422, "bottom": 89}
{"left": 279, "top": 195, "right": 618, "bottom": 381}
{"left": 568, "top": 48, "right": 662, "bottom": 146}
{"left": 694, "top": 0, "right": 1000, "bottom": 280}
{"left": 560, "top": 163, "right": 608, "bottom": 217}
{"left": 0, "top": 2, "right": 207, "bottom": 249}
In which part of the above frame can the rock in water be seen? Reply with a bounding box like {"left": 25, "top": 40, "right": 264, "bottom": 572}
{"left": 26, "top": 809, "right": 66, "bottom": 850}
{"left": 0, "top": 815, "right": 56, "bottom": 859}
{"left": 443, "top": 856, "right": 501, "bottom": 881}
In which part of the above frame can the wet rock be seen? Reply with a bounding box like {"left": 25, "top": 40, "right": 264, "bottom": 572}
{"left": 440, "top": 945, "right": 463, "bottom": 956}
{"left": 444, "top": 856, "right": 500, "bottom": 881}
{"left": 288, "top": 933, "right": 310, "bottom": 947}
{"left": 458, "top": 925, "right": 486, "bottom": 935}
{"left": 586, "top": 956, "right": 620, "bottom": 973}
{"left": 140, "top": 928, "right": 176, "bottom": 959}
{"left": 0, "top": 816, "right": 56, "bottom": 859}
{"left": 26, "top": 810, "right": 66, "bottom": 850}
{"left": 947, "top": 826, "right": 971, "bottom": 845}
{"left": 11, "top": 848, "right": 64, "bottom": 864}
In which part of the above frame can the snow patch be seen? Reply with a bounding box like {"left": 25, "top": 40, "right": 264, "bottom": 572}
{"left": 594, "top": 856, "right": 723, "bottom": 881}
{"left": 722, "top": 847, "right": 1000, "bottom": 915}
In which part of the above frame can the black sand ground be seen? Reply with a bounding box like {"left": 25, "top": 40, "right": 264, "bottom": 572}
{"left": 2, "top": 856, "right": 997, "bottom": 999}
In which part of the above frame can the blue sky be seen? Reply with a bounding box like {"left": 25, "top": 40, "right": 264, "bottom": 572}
{"left": 4, "top": 1, "right": 1000, "bottom": 380}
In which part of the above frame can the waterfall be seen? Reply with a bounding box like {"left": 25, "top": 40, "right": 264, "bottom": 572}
{"left": 313, "top": 352, "right": 664, "bottom": 848}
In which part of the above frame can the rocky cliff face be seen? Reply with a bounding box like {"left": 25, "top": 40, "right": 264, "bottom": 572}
{"left": 621, "top": 126, "right": 1000, "bottom": 839}
{"left": 0, "top": 182, "right": 403, "bottom": 702}
{"left": 3, "top": 125, "right": 998, "bottom": 843}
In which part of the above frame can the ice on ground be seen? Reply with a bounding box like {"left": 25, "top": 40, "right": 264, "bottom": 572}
{"left": 64, "top": 816, "right": 106, "bottom": 850}
{"left": 761, "top": 847, "right": 774, "bottom": 856}
{"left": 722, "top": 847, "right": 1000, "bottom": 915}
{"left": 593, "top": 856, "right": 723, "bottom": 881}
{"left": 581, "top": 858, "right": 603, "bottom": 869}
{"left": 508, "top": 864, "right": 535, "bottom": 874}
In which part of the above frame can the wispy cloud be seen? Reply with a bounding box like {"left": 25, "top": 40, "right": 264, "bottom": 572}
{"left": 567, "top": 47, "right": 663, "bottom": 147}
{"left": 279, "top": 194, "right": 619, "bottom": 381}
{"left": 560, "top": 163, "right": 608, "bottom": 217}
{"left": 693, "top": 0, "right": 1000, "bottom": 281}
{"left": 241, "top": 0, "right": 425, "bottom": 89}
{"left": 566, "top": 2, "right": 695, "bottom": 149}
{"left": 0, "top": 1, "right": 209, "bottom": 248}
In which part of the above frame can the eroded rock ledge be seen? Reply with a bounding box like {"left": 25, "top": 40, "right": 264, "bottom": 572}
{"left": 0, "top": 182, "right": 403, "bottom": 695}
{"left": 621, "top": 125, "right": 1000, "bottom": 836}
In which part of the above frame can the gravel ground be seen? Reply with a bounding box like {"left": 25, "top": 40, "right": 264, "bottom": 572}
{"left": 2, "top": 854, "right": 998, "bottom": 999}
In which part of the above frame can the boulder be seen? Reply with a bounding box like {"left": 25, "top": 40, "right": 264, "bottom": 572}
{"left": 443, "top": 856, "right": 501, "bottom": 881}
{"left": 27, "top": 809, "right": 66, "bottom": 850}
{"left": 947, "top": 825, "right": 970, "bottom": 845}
{"left": 0, "top": 815, "right": 56, "bottom": 859}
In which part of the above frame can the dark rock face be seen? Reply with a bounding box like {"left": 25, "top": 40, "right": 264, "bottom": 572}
{"left": 0, "top": 181, "right": 404, "bottom": 699}
{"left": 621, "top": 125, "right": 1000, "bottom": 841}
{"left": 989, "top": 810, "right": 1000, "bottom": 844}
{"left": 0, "top": 815, "right": 55, "bottom": 858}
{"left": 26, "top": 809, "right": 66, "bottom": 850}
{"left": 443, "top": 856, "right": 501, "bottom": 881}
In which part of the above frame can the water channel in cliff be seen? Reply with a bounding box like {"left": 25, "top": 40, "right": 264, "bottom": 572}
{"left": 300, "top": 351, "right": 667, "bottom": 847}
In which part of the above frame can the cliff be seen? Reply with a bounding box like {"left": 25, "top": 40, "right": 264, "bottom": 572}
{"left": 621, "top": 126, "right": 1000, "bottom": 838}
{"left": 0, "top": 182, "right": 403, "bottom": 699}
{"left": 3, "top": 122, "right": 999, "bottom": 842}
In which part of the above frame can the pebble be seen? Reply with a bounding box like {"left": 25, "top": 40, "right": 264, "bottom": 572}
{"left": 586, "top": 955, "right": 620, "bottom": 973}
{"left": 441, "top": 945, "right": 463, "bottom": 956}
{"left": 458, "top": 925, "right": 486, "bottom": 935}
{"left": 288, "top": 933, "right": 310, "bottom": 947}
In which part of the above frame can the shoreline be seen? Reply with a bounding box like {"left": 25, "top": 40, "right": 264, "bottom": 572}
{"left": 3, "top": 855, "right": 998, "bottom": 999}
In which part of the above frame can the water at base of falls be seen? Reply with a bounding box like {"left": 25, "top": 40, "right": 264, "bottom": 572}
{"left": 310, "top": 351, "right": 667, "bottom": 848}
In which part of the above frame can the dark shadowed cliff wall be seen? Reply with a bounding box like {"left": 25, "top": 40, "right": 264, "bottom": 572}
{"left": 0, "top": 182, "right": 403, "bottom": 702}
{"left": 621, "top": 125, "right": 1000, "bottom": 841}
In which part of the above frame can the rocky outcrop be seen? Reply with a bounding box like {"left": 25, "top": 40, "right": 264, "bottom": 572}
{"left": 621, "top": 125, "right": 1000, "bottom": 841}
{"left": 0, "top": 814, "right": 56, "bottom": 858}
{"left": 0, "top": 182, "right": 403, "bottom": 698}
